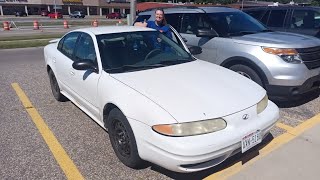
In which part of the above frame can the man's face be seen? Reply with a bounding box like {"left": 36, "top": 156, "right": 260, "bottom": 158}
{"left": 155, "top": 10, "right": 164, "bottom": 23}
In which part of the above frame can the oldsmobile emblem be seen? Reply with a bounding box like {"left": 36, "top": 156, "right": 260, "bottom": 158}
{"left": 242, "top": 114, "right": 249, "bottom": 120}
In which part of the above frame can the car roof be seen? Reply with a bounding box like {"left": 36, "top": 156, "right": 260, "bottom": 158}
{"left": 138, "top": 6, "right": 240, "bottom": 15}
{"left": 71, "top": 26, "right": 156, "bottom": 35}
{"left": 244, "top": 5, "right": 320, "bottom": 11}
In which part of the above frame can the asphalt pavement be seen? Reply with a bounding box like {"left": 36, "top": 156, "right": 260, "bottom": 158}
{"left": 0, "top": 47, "right": 319, "bottom": 179}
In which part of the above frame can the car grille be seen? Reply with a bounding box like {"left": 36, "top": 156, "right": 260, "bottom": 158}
{"left": 297, "top": 46, "right": 320, "bottom": 70}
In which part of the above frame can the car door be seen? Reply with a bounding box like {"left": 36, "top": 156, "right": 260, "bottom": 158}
{"left": 179, "top": 13, "right": 218, "bottom": 62}
{"left": 68, "top": 32, "right": 101, "bottom": 119}
{"left": 55, "top": 32, "right": 81, "bottom": 95}
{"left": 286, "top": 9, "right": 320, "bottom": 37}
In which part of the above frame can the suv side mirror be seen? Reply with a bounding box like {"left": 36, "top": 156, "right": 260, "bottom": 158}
{"left": 189, "top": 46, "right": 202, "bottom": 55}
{"left": 196, "top": 28, "right": 219, "bottom": 38}
{"left": 72, "top": 59, "right": 98, "bottom": 73}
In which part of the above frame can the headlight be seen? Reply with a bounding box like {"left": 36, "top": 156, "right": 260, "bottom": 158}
{"left": 262, "top": 47, "right": 302, "bottom": 64}
{"left": 257, "top": 95, "right": 268, "bottom": 114}
{"left": 152, "top": 118, "right": 227, "bottom": 137}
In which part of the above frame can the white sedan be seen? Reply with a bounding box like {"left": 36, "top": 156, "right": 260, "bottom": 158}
{"left": 44, "top": 26, "right": 279, "bottom": 173}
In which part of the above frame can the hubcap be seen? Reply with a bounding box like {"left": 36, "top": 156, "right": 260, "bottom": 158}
{"left": 113, "top": 120, "right": 131, "bottom": 157}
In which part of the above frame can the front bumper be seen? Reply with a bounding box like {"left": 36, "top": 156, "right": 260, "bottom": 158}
{"left": 129, "top": 101, "right": 279, "bottom": 173}
{"left": 265, "top": 74, "right": 320, "bottom": 102}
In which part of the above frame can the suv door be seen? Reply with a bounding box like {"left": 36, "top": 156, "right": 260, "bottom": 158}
{"left": 179, "top": 13, "right": 218, "bottom": 62}
{"left": 265, "top": 9, "right": 288, "bottom": 32}
{"left": 286, "top": 9, "right": 320, "bottom": 37}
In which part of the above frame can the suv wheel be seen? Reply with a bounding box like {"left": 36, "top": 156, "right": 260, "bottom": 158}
{"left": 229, "top": 64, "right": 263, "bottom": 87}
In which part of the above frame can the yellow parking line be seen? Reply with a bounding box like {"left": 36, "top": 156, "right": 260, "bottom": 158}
{"left": 276, "top": 122, "right": 294, "bottom": 131}
{"left": 11, "top": 83, "right": 84, "bottom": 180}
{"left": 204, "top": 113, "right": 320, "bottom": 180}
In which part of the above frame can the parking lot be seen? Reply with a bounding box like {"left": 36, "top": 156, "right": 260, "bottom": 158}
{"left": 0, "top": 47, "right": 319, "bottom": 179}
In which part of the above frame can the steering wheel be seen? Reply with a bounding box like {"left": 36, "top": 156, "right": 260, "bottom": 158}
{"left": 144, "top": 49, "right": 162, "bottom": 61}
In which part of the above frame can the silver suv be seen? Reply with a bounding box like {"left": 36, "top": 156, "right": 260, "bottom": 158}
{"left": 136, "top": 7, "right": 320, "bottom": 102}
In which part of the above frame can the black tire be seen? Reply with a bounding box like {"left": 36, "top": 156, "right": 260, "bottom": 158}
{"left": 48, "top": 70, "right": 68, "bottom": 102}
{"left": 229, "top": 64, "right": 263, "bottom": 87}
{"left": 107, "top": 108, "right": 144, "bottom": 169}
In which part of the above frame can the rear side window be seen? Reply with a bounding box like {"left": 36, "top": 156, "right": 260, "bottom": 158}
{"left": 59, "top": 32, "right": 80, "bottom": 59}
{"left": 135, "top": 15, "right": 151, "bottom": 22}
{"left": 267, "top": 10, "right": 287, "bottom": 27}
{"left": 290, "top": 10, "right": 320, "bottom": 29}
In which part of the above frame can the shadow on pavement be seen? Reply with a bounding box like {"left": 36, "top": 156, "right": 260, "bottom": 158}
{"left": 148, "top": 133, "right": 275, "bottom": 180}
{"left": 276, "top": 93, "right": 320, "bottom": 108}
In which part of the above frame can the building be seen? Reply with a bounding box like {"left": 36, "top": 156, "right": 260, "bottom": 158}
{"left": 0, "top": 0, "right": 130, "bottom": 16}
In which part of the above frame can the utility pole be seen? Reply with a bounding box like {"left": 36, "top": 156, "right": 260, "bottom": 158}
{"left": 130, "top": 0, "right": 136, "bottom": 25}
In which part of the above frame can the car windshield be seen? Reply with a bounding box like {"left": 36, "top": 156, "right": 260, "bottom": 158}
{"left": 97, "top": 31, "right": 193, "bottom": 73}
{"left": 206, "top": 11, "right": 268, "bottom": 37}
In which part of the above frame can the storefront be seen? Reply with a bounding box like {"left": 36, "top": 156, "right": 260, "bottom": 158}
{"left": 0, "top": 0, "right": 130, "bottom": 16}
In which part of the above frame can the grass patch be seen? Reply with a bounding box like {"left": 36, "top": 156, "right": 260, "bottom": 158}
{"left": 0, "top": 39, "right": 51, "bottom": 49}
{"left": 0, "top": 34, "right": 63, "bottom": 41}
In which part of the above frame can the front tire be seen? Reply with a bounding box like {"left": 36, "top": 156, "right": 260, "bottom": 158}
{"left": 229, "top": 64, "right": 263, "bottom": 87}
{"left": 48, "top": 70, "right": 68, "bottom": 102}
{"left": 107, "top": 108, "right": 144, "bottom": 169}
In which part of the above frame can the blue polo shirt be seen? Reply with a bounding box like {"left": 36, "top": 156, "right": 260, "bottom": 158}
{"left": 146, "top": 21, "right": 172, "bottom": 39}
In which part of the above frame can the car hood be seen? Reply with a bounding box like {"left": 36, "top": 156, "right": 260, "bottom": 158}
{"left": 232, "top": 31, "right": 320, "bottom": 48}
{"left": 110, "top": 60, "right": 266, "bottom": 123}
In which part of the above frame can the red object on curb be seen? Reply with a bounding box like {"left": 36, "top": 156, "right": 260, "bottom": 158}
{"left": 3, "top": 21, "right": 10, "bottom": 31}
{"left": 63, "top": 20, "right": 69, "bottom": 29}
{"left": 33, "top": 20, "right": 39, "bottom": 30}
{"left": 93, "top": 19, "right": 98, "bottom": 27}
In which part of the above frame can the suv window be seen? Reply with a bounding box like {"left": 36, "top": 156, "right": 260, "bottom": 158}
{"left": 261, "top": 10, "right": 270, "bottom": 25}
{"left": 59, "top": 32, "right": 80, "bottom": 58}
{"left": 136, "top": 15, "right": 151, "bottom": 23}
{"left": 165, "top": 13, "right": 182, "bottom": 31}
{"left": 291, "top": 9, "right": 320, "bottom": 29}
{"left": 181, "top": 13, "right": 212, "bottom": 35}
{"left": 74, "top": 33, "right": 97, "bottom": 63}
{"left": 267, "top": 10, "right": 287, "bottom": 27}
{"left": 246, "top": 9, "right": 265, "bottom": 20}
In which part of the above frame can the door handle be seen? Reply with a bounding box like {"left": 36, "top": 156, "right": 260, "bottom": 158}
{"left": 70, "top": 71, "right": 75, "bottom": 76}
{"left": 182, "top": 37, "right": 188, "bottom": 42}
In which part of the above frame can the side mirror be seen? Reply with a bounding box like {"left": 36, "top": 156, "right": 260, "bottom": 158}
{"left": 196, "top": 28, "right": 219, "bottom": 38}
{"left": 72, "top": 59, "right": 98, "bottom": 73}
{"left": 189, "top": 46, "right": 202, "bottom": 55}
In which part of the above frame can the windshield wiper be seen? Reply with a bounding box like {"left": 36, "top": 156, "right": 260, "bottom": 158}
{"left": 228, "top": 31, "right": 258, "bottom": 36}
{"left": 105, "top": 64, "right": 166, "bottom": 73}
{"left": 157, "top": 59, "right": 193, "bottom": 65}
{"left": 259, "top": 29, "right": 273, "bottom": 33}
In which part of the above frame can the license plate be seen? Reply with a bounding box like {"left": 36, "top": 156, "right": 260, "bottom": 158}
{"left": 241, "top": 130, "right": 262, "bottom": 153}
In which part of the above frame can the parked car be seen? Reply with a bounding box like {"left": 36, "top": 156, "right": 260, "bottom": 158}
{"left": 15, "top": 11, "right": 27, "bottom": 17}
{"left": 48, "top": 12, "right": 63, "bottom": 19}
{"left": 121, "top": 13, "right": 127, "bottom": 18}
{"left": 137, "top": 7, "right": 320, "bottom": 103}
{"left": 69, "top": 11, "right": 85, "bottom": 18}
{"left": 41, "top": 10, "right": 49, "bottom": 16}
{"left": 44, "top": 26, "right": 279, "bottom": 173}
{"left": 106, "top": 12, "right": 121, "bottom": 19}
{"left": 244, "top": 6, "right": 320, "bottom": 38}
